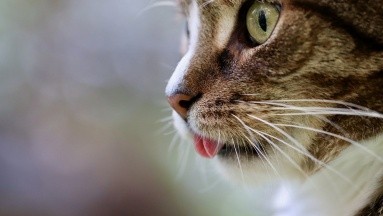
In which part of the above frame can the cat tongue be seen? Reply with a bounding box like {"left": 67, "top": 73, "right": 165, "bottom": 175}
{"left": 193, "top": 135, "right": 222, "bottom": 158}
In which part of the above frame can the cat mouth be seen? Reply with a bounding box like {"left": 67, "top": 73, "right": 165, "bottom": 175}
{"left": 192, "top": 134, "right": 262, "bottom": 159}
{"left": 219, "top": 143, "right": 261, "bottom": 158}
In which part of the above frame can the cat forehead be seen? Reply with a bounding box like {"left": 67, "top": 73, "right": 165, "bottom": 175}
{"left": 178, "top": 0, "right": 235, "bottom": 7}
{"left": 178, "top": 0, "right": 281, "bottom": 16}
{"left": 178, "top": 0, "right": 383, "bottom": 46}
{"left": 178, "top": 0, "right": 280, "bottom": 9}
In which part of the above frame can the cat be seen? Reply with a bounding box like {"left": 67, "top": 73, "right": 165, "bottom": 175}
{"left": 165, "top": 0, "right": 383, "bottom": 215}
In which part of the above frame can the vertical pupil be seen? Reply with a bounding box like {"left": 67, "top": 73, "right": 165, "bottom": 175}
{"left": 258, "top": 10, "right": 267, "bottom": 32}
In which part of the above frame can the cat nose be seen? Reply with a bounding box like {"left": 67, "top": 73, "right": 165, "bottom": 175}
{"left": 167, "top": 93, "right": 200, "bottom": 119}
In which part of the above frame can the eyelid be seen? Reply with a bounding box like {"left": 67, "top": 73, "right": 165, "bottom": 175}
{"left": 275, "top": 3, "right": 282, "bottom": 12}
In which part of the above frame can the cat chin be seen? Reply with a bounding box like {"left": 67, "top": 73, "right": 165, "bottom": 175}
{"left": 214, "top": 154, "right": 306, "bottom": 186}
{"left": 214, "top": 134, "right": 383, "bottom": 216}
{"left": 172, "top": 110, "right": 309, "bottom": 184}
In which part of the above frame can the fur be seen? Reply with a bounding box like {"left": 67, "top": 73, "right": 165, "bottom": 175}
{"left": 166, "top": 0, "right": 383, "bottom": 215}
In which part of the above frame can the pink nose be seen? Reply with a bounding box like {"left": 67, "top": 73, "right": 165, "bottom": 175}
{"left": 167, "top": 93, "right": 196, "bottom": 119}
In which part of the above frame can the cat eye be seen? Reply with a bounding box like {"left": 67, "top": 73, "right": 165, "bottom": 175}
{"left": 246, "top": 1, "right": 280, "bottom": 45}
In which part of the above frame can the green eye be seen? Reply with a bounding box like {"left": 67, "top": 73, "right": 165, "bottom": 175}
{"left": 246, "top": 1, "right": 280, "bottom": 44}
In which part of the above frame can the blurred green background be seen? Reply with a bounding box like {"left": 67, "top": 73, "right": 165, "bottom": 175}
{"left": 0, "top": 0, "right": 254, "bottom": 215}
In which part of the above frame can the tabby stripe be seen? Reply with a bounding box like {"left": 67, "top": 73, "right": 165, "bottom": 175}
{"left": 292, "top": 2, "right": 383, "bottom": 51}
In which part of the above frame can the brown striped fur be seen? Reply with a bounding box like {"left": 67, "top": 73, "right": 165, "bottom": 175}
{"left": 168, "top": 0, "right": 383, "bottom": 215}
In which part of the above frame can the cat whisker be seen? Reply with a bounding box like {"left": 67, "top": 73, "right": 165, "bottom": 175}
{"left": 247, "top": 114, "right": 353, "bottom": 180}
{"left": 290, "top": 116, "right": 348, "bottom": 137}
{"left": 275, "top": 123, "right": 383, "bottom": 163}
{"left": 161, "top": 107, "right": 172, "bottom": 112}
{"left": 247, "top": 114, "right": 307, "bottom": 153}
{"left": 218, "top": 130, "right": 223, "bottom": 157}
{"left": 244, "top": 100, "right": 381, "bottom": 137}
{"left": 259, "top": 129, "right": 353, "bottom": 184}
{"left": 244, "top": 134, "right": 281, "bottom": 180}
{"left": 156, "top": 121, "right": 175, "bottom": 135}
{"left": 266, "top": 99, "right": 374, "bottom": 111}
{"left": 137, "top": 1, "right": 177, "bottom": 17}
{"left": 232, "top": 138, "right": 246, "bottom": 183}
{"left": 241, "top": 97, "right": 374, "bottom": 111}
{"left": 239, "top": 134, "right": 273, "bottom": 179}
{"left": 168, "top": 133, "right": 181, "bottom": 154}
{"left": 235, "top": 115, "right": 329, "bottom": 184}
{"left": 264, "top": 134, "right": 282, "bottom": 168}
{"left": 241, "top": 98, "right": 382, "bottom": 119}
{"left": 176, "top": 138, "right": 191, "bottom": 180}
{"left": 198, "top": 177, "right": 223, "bottom": 194}
{"left": 273, "top": 111, "right": 383, "bottom": 118}
{"left": 232, "top": 114, "right": 281, "bottom": 178}
{"left": 158, "top": 115, "right": 173, "bottom": 123}
{"left": 237, "top": 115, "right": 307, "bottom": 177}
{"left": 247, "top": 101, "right": 383, "bottom": 118}
{"left": 233, "top": 114, "right": 314, "bottom": 179}
{"left": 241, "top": 93, "right": 260, "bottom": 96}
{"left": 237, "top": 99, "right": 350, "bottom": 136}
{"left": 163, "top": 129, "right": 177, "bottom": 136}
{"left": 159, "top": 62, "right": 178, "bottom": 71}
{"left": 200, "top": 0, "right": 215, "bottom": 9}
{"left": 194, "top": 138, "right": 225, "bottom": 193}
{"left": 254, "top": 130, "right": 309, "bottom": 179}
{"left": 269, "top": 107, "right": 362, "bottom": 113}
{"left": 246, "top": 114, "right": 355, "bottom": 184}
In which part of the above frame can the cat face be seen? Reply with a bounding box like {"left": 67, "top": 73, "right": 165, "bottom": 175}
{"left": 166, "top": 0, "right": 383, "bottom": 183}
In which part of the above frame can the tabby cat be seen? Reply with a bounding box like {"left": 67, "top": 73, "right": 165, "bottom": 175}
{"left": 165, "top": 0, "right": 383, "bottom": 215}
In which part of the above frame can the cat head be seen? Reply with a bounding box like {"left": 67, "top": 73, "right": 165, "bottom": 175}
{"left": 166, "top": 0, "right": 383, "bottom": 183}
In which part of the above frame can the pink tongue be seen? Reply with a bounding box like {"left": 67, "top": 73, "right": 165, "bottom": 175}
{"left": 193, "top": 135, "right": 222, "bottom": 158}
